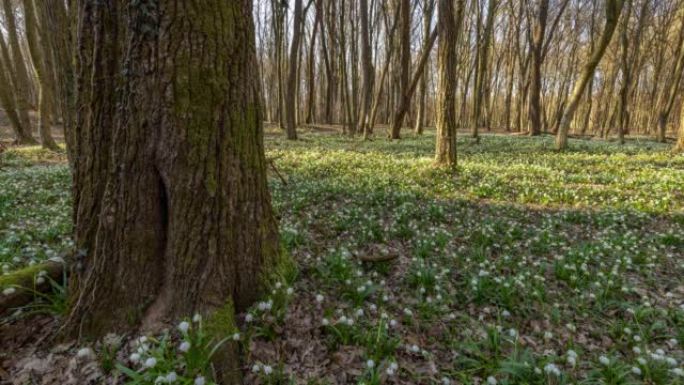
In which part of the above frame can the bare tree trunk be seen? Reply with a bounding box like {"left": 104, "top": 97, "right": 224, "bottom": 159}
{"left": 23, "top": 0, "right": 60, "bottom": 151}
{"left": 0, "top": 2, "right": 37, "bottom": 144}
{"left": 471, "top": 0, "right": 498, "bottom": 140}
{"left": 285, "top": 0, "right": 305, "bottom": 140}
{"left": 389, "top": 25, "right": 438, "bottom": 139}
{"left": 435, "top": 0, "right": 465, "bottom": 166}
{"left": 66, "top": 7, "right": 281, "bottom": 385}
{"left": 305, "top": 1, "right": 321, "bottom": 124}
{"left": 415, "top": 0, "right": 435, "bottom": 135}
{"left": 389, "top": 0, "right": 411, "bottom": 139}
{"left": 656, "top": 10, "right": 684, "bottom": 143}
{"left": 556, "top": 0, "right": 625, "bottom": 150}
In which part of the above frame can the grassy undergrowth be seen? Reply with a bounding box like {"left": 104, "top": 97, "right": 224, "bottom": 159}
{"left": 1, "top": 133, "right": 683, "bottom": 384}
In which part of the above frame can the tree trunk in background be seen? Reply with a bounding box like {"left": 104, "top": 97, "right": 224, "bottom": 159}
{"left": 305, "top": 1, "right": 321, "bottom": 124}
{"left": 0, "top": 53, "right": 31, "bottom": 143}
{"left": 285, "top": 0, "right": 304, "bottom": 140}
{"left": 389, "top": 0, "right": 411, "bottom": 139}
{"left": 528, "top": 0, "right": 548, "bottom": 136}
{"left": 358, "top": 0, "right": 374, "bottom": 134}
{"left": 435, "top": 0, "right": 464, "bottom": 166}
{"left": 1, "top": 2, "right": 37, "bottom": 144}
{"left": 472, "top": 0, "right": 497, "bottom": 140}
{"left": 656, "top": 14, "right": 684, "bottom": 143}
{"left": 66, "top": 6, "right": 280, "bottom": 383}
{"left": 556, "top": 0, "right": 625, "bottom": 150}
{"left": 677, "top": 99, "right": 684, "bottom": 151}
{"left": 389, "top": 26, "right": 438, "bottom": 139}
{"left": 23, "top": 0, "right": 60, "bottom": 151}
{"left": 415, "top": 0, "right": 435, "bottom": 135}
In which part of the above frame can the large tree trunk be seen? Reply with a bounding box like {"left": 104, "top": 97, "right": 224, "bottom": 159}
{"left": 66, "top": 4, "right": 281, "bottom": 382}
{"left": 435, "top": 0, "right": 464, "bottom": 166}
{"left": 556, "top": 0, "right": 625, "bottom": 150}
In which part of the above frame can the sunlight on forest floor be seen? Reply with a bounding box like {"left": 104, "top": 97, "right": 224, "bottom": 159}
{"left": 1, "top": 133, "right": 683, "bottom": 384}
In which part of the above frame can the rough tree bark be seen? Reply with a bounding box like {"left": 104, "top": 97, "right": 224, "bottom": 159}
{"left": 435, "top": 0, "right": 464, "bottom": 166}
{"left": 66, "top": 3, "right": 281, "bottom": 383}
{"left": 556, "top": 0, "right": 625, "bottom": 150}
{"left": 357, "top": 0, "right": 374, "bottom": 134}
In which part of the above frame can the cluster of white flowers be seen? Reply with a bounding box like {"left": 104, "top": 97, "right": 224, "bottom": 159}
{"left": 543, "top": 363, "right": 561, "bottom": 376}
{"left": 385, "top": 361, "right": 399, "bottom": 376}
{"left": 252, "top": 363, "right": 274, "bottom": 375}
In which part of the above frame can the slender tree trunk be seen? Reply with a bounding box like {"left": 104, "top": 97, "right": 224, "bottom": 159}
{"left": 528, "top": 0, "right": 548, "bottom": 136}
{"left": 389, "top": 0, "right": 411, "bottom": 139}
{"left": 389, "top": 26, "right": 439, "bottom": 139}
{"left": 656, "top": 13, "right": 684, "bottom": 143}
{"left": 676, "top": 99, "right": 684, "bottom": 151}
{"left": 305, "top": 1, "right": 321, "bottom": 124}
{"left": 66, "top": 6, "right": 280, "bottom": 385}
{"left": 23, "top": 0, "right": 60, "bottom": 151}
{"left": 435, "top": 0, "right": 464, "bottom": 166}
{"left": 415, "top": 0, "right": 435, "bottom": 135}
{"left": 1, "top": 2, "right": 37, "bottom": 144}
{"left": 285, "top": 0, "right": 305, "bottom": 140}
{"left": 556, "top": 0, "right": 625, "bottom": 150}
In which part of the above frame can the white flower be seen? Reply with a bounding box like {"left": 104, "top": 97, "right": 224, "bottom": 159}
{"left": 544, "top": 363, "right": 561, "bottom": 376}
{"left": 567, "top": 349, "right": 578, "bottom": 358}
{"left": 166, "top": 372, "right": 178, "bottom": 382}
{"left": 321, "top": 318, "right": 330, "bottom": 326}
{"left": 2, "top": 287, "right": 16, "bottom": 296}
{"left": 286, "top": 287, "right": 294, "bottom": 295}
{"left": 633, "top": 335, "right": 641, "bottom": 342}
{"left": 366, "top": 359, "right": 375, "bottom": 368}
{"left": 179, "top": 341, "right": 191, "bottom": 352}
{"left": 670, "top": 368, "right": 683, "bottom": 377}
{"left": 315, "top": 294, "right": 324, "bottom": 303}
{"left": 666, "top": 357, "right": 677, "bottom": 367}
{"left": 502, "top": 310, "right": 511, "bottom": 317}
{"left": 251, "top": 364, "right": 261, "bottom": 373}
{"left": 410, "top": 344, "right": 420, "bottom": 353}
{"left": 631, "top": 367, "right": 642, "bottom": 376}
{"left": 487, "top": 376, "right": 497, "bottom": 385}
{"left": 637, "top": 357, "right": 647, "bottom": 365}
{"left": 544, "top": 331, "right": 553, "bottom": 340}
{"left": 232, "top": 332, "right": 240, "bottom": 341}
{"left": 389, "top": 362, "right": 398, "bottom": 371}
{"left": 389, "top": 319, "right": 398, "bottom": 328}
{"left": 508, "top": 329, "right": 518, "bottom": 338}
{"left": 632, "top": 346, "right": 641, "bottom": 354}
{"left": 178, "top": 321, "right": 190, "bottom": 333}
{"left": 76, "top": 347, "right": 94, "bottom": 359}
{"left": 145, "top": 357, "right": 157, "bottom": 368}
{"left": 599, "top": 356, "right": 610, "bottom": 366}
{"left": 245, "top": 314, "right": 254, "bottom": 323}
{"left": 194, "top": 376, "right": 205, "bottom": 385}
{"left": 356, "top": 309, "right": 364, "bottom": 317}
{"left": 192, "top": 314, "right": 202, "bottom": 323}
{"left": 567, "top": 356, "right": 576, "bottom": 367}
{"left": 441, "top": 377, "right": 451, "bottom": 385}
{"left": 263, "top": 365, "right": 273, "bottom": 375}
{"left": 130, "top": 353, "right": 141, "bottom": 363}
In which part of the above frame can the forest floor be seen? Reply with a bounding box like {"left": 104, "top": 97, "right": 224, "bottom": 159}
{"left": 0, "top": 131, "right": 683, "bottom": 385}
